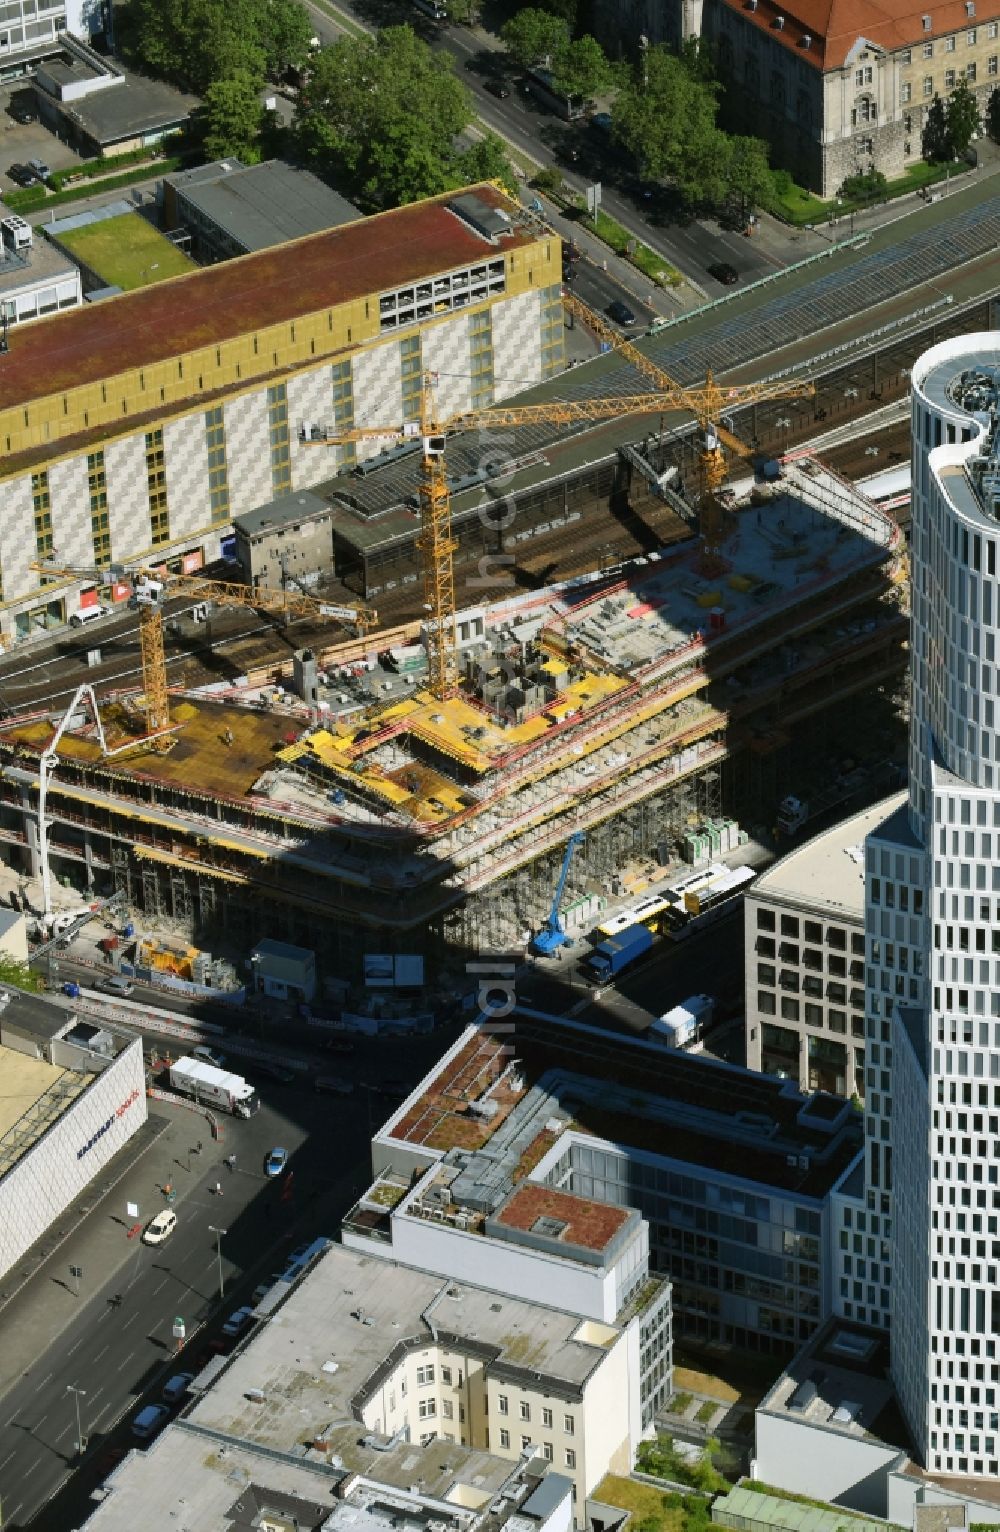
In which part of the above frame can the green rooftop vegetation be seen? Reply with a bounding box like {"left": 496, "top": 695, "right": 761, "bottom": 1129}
{"left": 54, "top": 214, "right": 195, "bottom": 291}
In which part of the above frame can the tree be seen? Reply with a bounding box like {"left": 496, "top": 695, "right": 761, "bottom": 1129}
{"left": 612, "top": 43, "right": 717, "bottom": 186}
{"left": 202, "top": 71, "right": 265, "bottom": 161}
{"left": 259, "top": 0, "right": 315, "bottom": 78}
{"left": 987, "top": 85, "right": 1000, "bottom": 142}
{"left": 946, "top": 76, "right": 980, "bottom": 155}
{"left": 550, "top": 35, "right": 613, "bottom": 100}
{"left": 921, "top": 91, "right": 950, "bottom": 161}
{"left": 724, "top": 133, "right": 771, "bottom": 217}
{"left": 500, "top": 8, "right": 570, "bottom": 70}
{"left": 294, "top": 27, "right": 472, "bottom": 209}
{"left": 453, "top": 132, "right": 519, "bottom": 197}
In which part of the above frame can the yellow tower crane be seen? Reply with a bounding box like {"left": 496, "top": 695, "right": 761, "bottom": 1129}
{"left": 562, "top": 292, "right": 816, "bottom": 559}
{"left": 305, "top": 365, "right": 814, "bottom": 699}
{"left": 30, "top": 561, "right": 375, "bottom": 737}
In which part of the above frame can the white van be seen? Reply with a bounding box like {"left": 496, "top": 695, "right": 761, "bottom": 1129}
{"left": 69, "top": 604, "right": 110, "bottom": 628}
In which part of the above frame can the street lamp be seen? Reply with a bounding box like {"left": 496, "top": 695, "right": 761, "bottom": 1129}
{"left": 66, "top": 1384, "right": 87, "bottom": 1456}
{"left": 209, "top": 1225, "right": 227, "bottom": 1301}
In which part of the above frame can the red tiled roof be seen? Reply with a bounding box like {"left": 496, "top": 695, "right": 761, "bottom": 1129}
{"left": 494, "top": 1183, "right": 631, "bottom": 1253}
{"left": 0, "top": 185, "right": 531, "bottom": 411}
{"left": 719, "top": 0, "right": 993, "bottom": 70}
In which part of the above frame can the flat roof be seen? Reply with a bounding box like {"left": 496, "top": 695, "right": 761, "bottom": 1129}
{"left": 758, "top": 1316, "right": 907, "bottom": 1448}
{"left": 388, "top": 1018, "right": 863, "bottom": 1201}
{"left": 169, "top": 158, "right": 361, "bottom": 252}
{"left": 751, "top": 791, "right": 906, "bottom": 922}
{"left": 0, "top": 184, "right": 530, "bottom": 410}
{"left": 188, "top": 1245, "right": 614, "bottom": 1463}
{"left": 492, "top": 1184, "right": 632, "bottom": 1255}
{"left": 54, "top": 72, "right": 198, "bottom": 145}
{"left": 713, "top": 1487, "right": 903, "bottom": 1532}
{"left": 0, "top": 232, "right": 78, "bottom": 295}
{"left": 234, "top": 487, "right": 332, "bottom": 538}
{"left": 0, "top": 1044, "right": 81, "bottom": 1149}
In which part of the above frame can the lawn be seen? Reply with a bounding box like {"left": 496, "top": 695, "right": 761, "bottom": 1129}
{"left": 55, "top": 213, "right": 195, "bottom": 290}
{"left": 593, "top": 1474, "right": 686, "bottom": 1532}
{"left": 673, "top": 1366, "right": 740, "bottom": 1404}
{"left": 768, "top": 157, "right": 968, "bottom": 226}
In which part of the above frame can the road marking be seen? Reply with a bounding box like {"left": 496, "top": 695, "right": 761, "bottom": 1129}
{"left": 0, "top": 1449, "right": 15, "bottom": 1469}
{"left": 117, "top": 1356, "right": 132, "bottom": 1371}
{"left": 38, "top": 1372, "right": 52, "bottom": 1387}
{"left": 152, "top": 1276, "right": 169, "bottom": 1294}
{"left": 89, "top": 1387, "right": 104, "bottom": 1406}
{"left": 66, "top": 1337, "right": 82, "bottom": 1355}
{"left": 94, "top": 1345, "right": 108, "bottom": 1362}
{"left": 35, "top": 1412, "right": 47, "bottom": 1427}
{"left": 122, "top": 1311, "right": 137, "bottom": 1327}
{"left": 53, "top": 1423, "right": 70, "bottom": 1444}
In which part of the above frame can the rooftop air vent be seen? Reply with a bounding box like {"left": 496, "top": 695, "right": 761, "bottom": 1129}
{"left": 922, "top": 11, "right": 931, "bottom": 26}
{"left": 801, "top": 30, "right": 811, "bottom": 44}
{"left": 966, "top": 0, "right": 975, "bottom": 14}
{"left": 747, "top": 0, "right": 757, "bottom": 10}
{"left": 774, "top": 11, "right": 784, "bottom": 25}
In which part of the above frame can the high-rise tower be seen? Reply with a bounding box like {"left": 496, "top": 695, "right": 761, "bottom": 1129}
{"left": 868, "top": 335, "right": 1000, "bottom": 1479}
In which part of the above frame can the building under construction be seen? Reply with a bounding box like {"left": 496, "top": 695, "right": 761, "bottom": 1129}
{"left": 0, "top": 454, "right": 907, "bottom": 975}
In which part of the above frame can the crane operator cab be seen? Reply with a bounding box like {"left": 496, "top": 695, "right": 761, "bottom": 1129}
{"left": 130, "top": 577, "right": 164, "bottom": 608}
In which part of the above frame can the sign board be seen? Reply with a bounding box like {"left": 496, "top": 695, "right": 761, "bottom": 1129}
{"left": 126, "top": 1202, "right": 139, "bottom": 1220}
{"left": 394, "top": 955, "right": 424, "bottom": 988}
{"left": 69, "top": 1264, "right": 83, "bottom": 1279}
{"left": 586, "top": 182, "right": 602, "bottom": 217}
{"left": 363, "top": 954, "right": 394, "bottom": 988}
{"left": 181, "top": 550, "right": 203, "bottom": 575}
{"left": 172, "top": 1317, "right": 186, "bottom": 1341}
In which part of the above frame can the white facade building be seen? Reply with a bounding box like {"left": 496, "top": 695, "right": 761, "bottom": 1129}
{"left": 863, "top": 334, "right": 1000, "bottom": 1483}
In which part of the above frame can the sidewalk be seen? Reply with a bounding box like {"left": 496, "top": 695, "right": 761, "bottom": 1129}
{"left": 0, "top": 1106, "right": 215, "bottom": 1399}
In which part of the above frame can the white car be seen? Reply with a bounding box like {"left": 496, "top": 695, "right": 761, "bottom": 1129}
{"left": 192, "top": 1045, "right": 226, "bottom": 1068}
{"left": 69, "top": 604, "right": 110, "bottom": 628}
{"left": 142, "top": 1209, "right": 178, "bottom": 1246}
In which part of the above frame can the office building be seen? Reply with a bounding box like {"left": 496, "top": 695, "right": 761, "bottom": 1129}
{"left": 161, "top": 158, "right": 361, "bottom": 263}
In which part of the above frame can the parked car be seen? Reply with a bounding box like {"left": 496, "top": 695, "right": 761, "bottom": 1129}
{"left": 161, "top": 1373, "right": 193, "bottom": 1404}
{"left": 132, "top": 1404, "right": 169, "bottom": 1440}
{"left": 250, "top": 1060, "right": 295, "bottom": 1084}
{"left": 192, "top": 1044, "right": 226, "bottom": 1068}
{"left": 264, "top": 1146, "right": 288, "bottom": 1178}
{"left": 142, "top": 1209, "right": 178, "bottom": 1246}
{"left": 314, "top": 1075, "right": 352, "bottom": 1095}
{"left": 484, "top": 77, "right": 510, "bottom": 98}
{"left": 69, "top": 604, "right": 111, "bottom": 628}
{"left": 607, "top": 299, "right": 637, "bottom": 326}
{"left": 27, "top": 157, "right": 51, "bottom": 181}
{"left": 707, "top": 261, "right": 740, "bottom": 286}
{"left": 221, "top": 1305, "right": 254, "bottom": 1337}
{"left": 8, "top": 163, "right": 36, "bottom": 187}
{"left": 99, "top": 974, "right": 134, "bottom": 996}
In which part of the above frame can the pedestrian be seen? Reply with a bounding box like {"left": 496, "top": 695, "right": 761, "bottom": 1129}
{"left": 226, "top": 1154, "right": 236, "bottom": 1173}
{"left": 215, "top": 1180, "right": 223, "bottom": 1196}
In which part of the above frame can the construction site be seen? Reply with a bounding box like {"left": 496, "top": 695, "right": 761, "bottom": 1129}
{"left": 0, "top": 443, "right": 906, "bottom": 974}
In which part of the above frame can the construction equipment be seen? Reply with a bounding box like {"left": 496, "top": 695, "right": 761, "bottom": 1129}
{"left": 563, "top": 292, "right": 816, "bottom": 561}
{"left": 29, "top": 562, "right": 375, "bottom": 737}
{"left": 304, "top": 365, "right": 813, "bottom": 698}
{"left": 531, "top": 830, "right": 584, "bottom": 956}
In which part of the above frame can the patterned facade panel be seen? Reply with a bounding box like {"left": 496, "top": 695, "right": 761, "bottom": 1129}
{"left": 223, "top": 389, "right": 272, "bottom": 518}
{"left": 422, "top": 313, "right": 473, "bottom": 423}
{"left": 47, "top": 456, "right": 92, "bottom": 569}
{"left": 491, "top": 290, "right": 543, "bottom": 400}
{"left": 1, "top": 475, "right": 36, "bottom": 606}
{"left": 287, "top": 364, "right": 335, "bottom": 492}
{"left": 352, "top": 340, "right": 404, "bottom": 463}
{"left": 163, "top": 414, "right": 211, "bottom": 541}
{"left": 104, "top": 434, "right": 150, "bottom": 563}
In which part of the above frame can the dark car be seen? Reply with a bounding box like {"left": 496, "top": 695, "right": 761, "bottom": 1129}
{"left": 607, "top": 299, "right": 637, "bottom": 326}
{"left": 9, "top": 105, "right": 36, "bottom": 125}
{"left": 707, "top": 261, "right": 740, "bottom": 286}
{"left": 8, "top": 163, "right": 36, "bottom": 187}
{"left": 484, "top": 78, "right": 510, "bottom": 98}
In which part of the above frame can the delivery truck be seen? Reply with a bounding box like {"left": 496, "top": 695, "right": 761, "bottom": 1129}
{"left": 648, "top": 993, "right": 715, "bottom": 1049}
{"left": 581, "top": 923, "right": 653, "bottom": 982}
{"left": 168, "top": 1056, "right": 257, "bottom": 1117}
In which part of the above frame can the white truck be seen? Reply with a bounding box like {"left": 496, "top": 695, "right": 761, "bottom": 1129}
{"left": 648, "top": 994, "right": 715, "bottom": 1049}
{"left": 168, "top": 1056, "right": 257, "bottom": 1117}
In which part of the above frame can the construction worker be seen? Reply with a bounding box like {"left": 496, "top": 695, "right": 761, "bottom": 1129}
{"left": 215, "top": 1180, "right": 223, "bottom": 1196}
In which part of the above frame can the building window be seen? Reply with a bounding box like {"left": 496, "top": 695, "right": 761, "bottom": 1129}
{"left": 564, "top": 1414, "right": 575, "bottom": 1435}
{"left": 497, "top": 1395, "right": 509, "bottom": 1415}
{"left": 499, "top": 1428, "right": 510, "bottom": 1449}
{"left": 757, "top": 908, "right": 776, "bottom": 931}
{"left": 542, "top": 1442, "right": 553, "bottom": 1462}
{"left": 205, "top": 405, "right": 230, "bottom": 525}
{"left": 542, "top": 1408, "right": 553, "bottom": 1428}
{"left": 87, "top": 449, "right": 111, "bottom": 567}
{"left": 780, "top": 913, "right": 799, "bottom": 936}
{"left": 416, "top": 1365, "right": 435, "bottom": 1386}
{"left": 540, "top": 283, "right": 565, "bottom": 377}
{"left": 968, "top": 26, "right": 977, "bottom": 41}
{"left": 565, "top": 1448, "right": 577, "bottom": 1469}
{"left": 441, "top": 1366, "right": 452, "bottom": 1385}
{"left": 989, "top": 19, "right": 998, "bottom": 37}
{"left": 923, "top": 39, "right": 934, "bottom": 54}
{"left": 400, "top": 334, "right": 423, "bottom": 422}
{"left": 520, "top": 1402, "right": 531, "bottom": 1421}
{"left": 990, "top": 52, "right": 998, "bottom": 71}
{"left": 855, "top": 65, "right": 873, "bottom": 83}
{"left": 32, "top": 468, "right": 52, "bottom": 562}
{"left": 781, "top": 996, "right": 800, "bottom": 1021}
{"left": 758, "top": 990, "right": 776, "bottom": 1014}
{"left": 902, "top": 80, "right": 912, "bottom": 100}
{"left": 945, "top": 66, "right": 957, "bottom": 83}
{"left": 946, "top": 33, "right": 956, "bottom": 49}
{"left": 145, "top": 427, "right": 170, "bottom": 546}
{"left": 266, "top": 383, "right": 291, "bottom": 495}
{"left": 900, "top": 45, "right": 911, "bottom": 61}
{"left": 418, "top": 1399, "right": 437, "bottom": 1420}
{"left": 924, "top": 73, "right": 934, "bottom": 91}
{"left": 442, "top": 1399, "right": 454, "bottom": 1419}
{"left": 521, "top": 1435, "right": 532, "bottom": 1451}
{"left": 966, "top": 60, "right": 977, "bottom": 77}
{"left": 331, "top": 358, "right": 356, "bottom": 469}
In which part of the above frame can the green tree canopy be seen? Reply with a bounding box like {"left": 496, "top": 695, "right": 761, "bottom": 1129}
{"left": 612, "top": 43, "right": 718, "bottom": 186}
{"left": 724, "top": 133, "right": 771, "bottom": 215}
{"left": 921, "top": 91, "right": 950, "bottom": 160}
{"left": 202, "top": 70, "right": 265, "bottom": 162}
{"left": 453, "top": 131, "right": 518, "bottom": 197}
{"left": 500, "top": 7, "right": 570, "bottom": 69}
{"left": 125, "top": 0, "right": 310, "bottom": 94}
{"left": 259, "top": 0, "right": 315, "bottom": 76}
{"left": 550, "top": 35, "right": 614, "bottom": 99}
{"left": 946, "top": 76, "right": 980, "bottom": 155}
{"left": 293, "top": 27, "right": 473, "bottom": 209}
